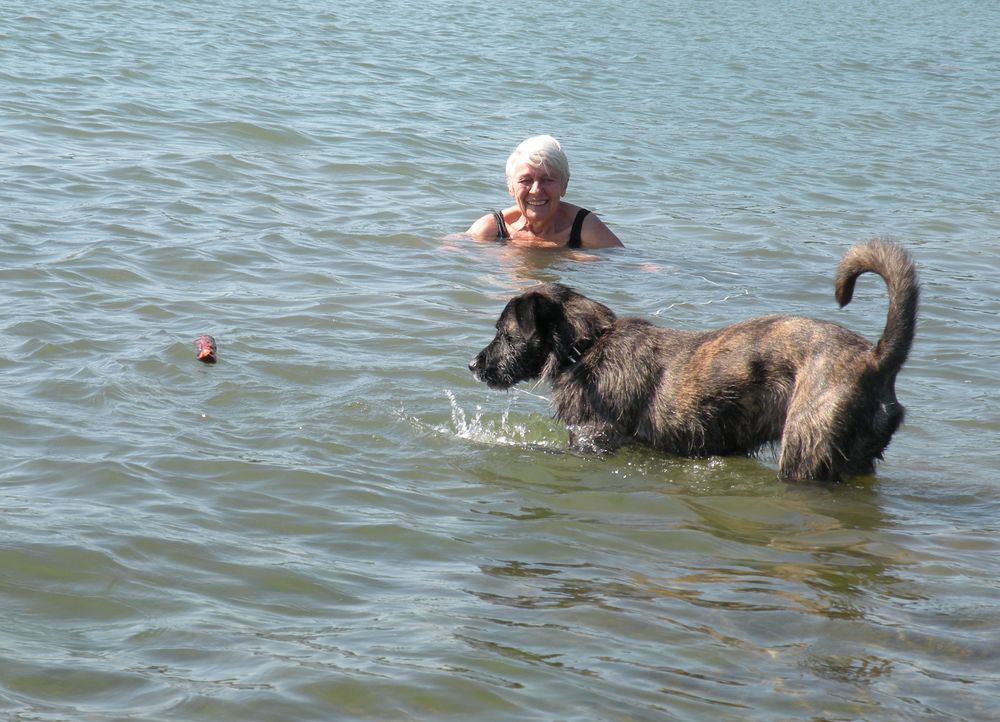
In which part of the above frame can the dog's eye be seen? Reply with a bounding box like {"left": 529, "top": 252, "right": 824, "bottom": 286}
{"left": 498, "top": 328, "right": 520, "bottom": 345}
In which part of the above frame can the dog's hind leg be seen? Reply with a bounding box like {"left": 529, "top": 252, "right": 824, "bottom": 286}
{"left": 777, "top": 385, "right": 855, "bottom": 482}
{"left": 779, "top": 426, "right": 840, "bottom": 482}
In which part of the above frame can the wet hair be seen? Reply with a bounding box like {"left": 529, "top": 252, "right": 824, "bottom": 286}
{"left": 505, "top": 135, "right": 570, "bottom": 194}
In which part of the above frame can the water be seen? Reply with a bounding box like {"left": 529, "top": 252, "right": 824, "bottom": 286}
{"left": 2, "top": 1, "right": 998, "bottom": 719}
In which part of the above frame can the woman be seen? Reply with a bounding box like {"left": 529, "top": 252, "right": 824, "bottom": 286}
{"left": 467, "top": 135, "right": 623, "bottom": 249}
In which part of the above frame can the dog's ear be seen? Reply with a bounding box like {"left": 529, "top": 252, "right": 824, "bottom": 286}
{"left": 513, "top": 289, "right": 563, "bottom": 340}
{"left": 563, "top": 293, "right": 616, "bottom": 344}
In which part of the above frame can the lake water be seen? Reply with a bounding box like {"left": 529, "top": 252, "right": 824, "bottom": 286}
{"left": 2, "top": 1, "right": 998, "bottom": 720}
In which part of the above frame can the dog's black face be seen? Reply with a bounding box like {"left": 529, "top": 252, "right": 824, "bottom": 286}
{"left": 469, "top": 293, "right": 555, "bottom": 389}
{"left": 470, "top": 284, "right": 617, "bottom": 390}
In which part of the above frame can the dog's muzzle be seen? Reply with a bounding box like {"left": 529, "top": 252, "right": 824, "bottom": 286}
{"left": 469, "top": 352, "right": 514, "bottom": 389}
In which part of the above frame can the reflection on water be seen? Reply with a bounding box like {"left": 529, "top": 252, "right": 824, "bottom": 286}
{"left": 456, "top": 445, "right": 996, "bottom": 716}
{"left": 470, "top": 480, "right": 898, "bottom": 621}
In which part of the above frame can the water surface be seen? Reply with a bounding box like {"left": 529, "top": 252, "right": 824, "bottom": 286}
{"left": 2, "top": 1, "right": 998, "bottom": 720}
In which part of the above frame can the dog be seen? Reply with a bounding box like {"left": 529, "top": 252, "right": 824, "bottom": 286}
{"left": 469, "top": 240, "right": 919, "bottom": 482}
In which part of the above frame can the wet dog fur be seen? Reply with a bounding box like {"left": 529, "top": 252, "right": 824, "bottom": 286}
{"left": 469, "top": 240, "right": 919, "bottom": 482}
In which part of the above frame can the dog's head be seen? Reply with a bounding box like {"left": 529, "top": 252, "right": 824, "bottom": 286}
{"left": 469, "top": 283, "right": 615, "bottom": 389}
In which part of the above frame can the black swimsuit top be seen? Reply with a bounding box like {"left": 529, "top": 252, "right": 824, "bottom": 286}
{"left": 492, "top": 208, "right": 590, "bottom": 249}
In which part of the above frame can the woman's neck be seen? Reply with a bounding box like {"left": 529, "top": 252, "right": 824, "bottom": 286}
{"left": 511, "top": 204, "right": 570, "bottom": 244}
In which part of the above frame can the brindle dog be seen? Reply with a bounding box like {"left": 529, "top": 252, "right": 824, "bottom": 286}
{"left": 469, "top": 240, "right": 919, "bottom": 481}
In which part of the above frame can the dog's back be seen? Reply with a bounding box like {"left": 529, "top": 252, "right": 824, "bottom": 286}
{"left": 570, "top": 241, "right": 918, "bottom": 480}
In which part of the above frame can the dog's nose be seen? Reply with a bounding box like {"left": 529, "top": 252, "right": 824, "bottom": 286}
{"left": 468, "top": 357, "right": 478, "bottom": 373}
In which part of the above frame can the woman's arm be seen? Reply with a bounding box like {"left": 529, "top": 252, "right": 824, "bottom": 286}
{"left": 466, "top": 212, "right": 498, "bottom": 240}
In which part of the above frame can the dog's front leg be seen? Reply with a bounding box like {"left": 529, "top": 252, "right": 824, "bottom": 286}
{"left": 567, "top": 422, "right": 624, "bottom": 455}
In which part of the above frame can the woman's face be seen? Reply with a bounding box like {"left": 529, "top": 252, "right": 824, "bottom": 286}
{"left": 509, "top": 162, "right": 564, "bottom": 224}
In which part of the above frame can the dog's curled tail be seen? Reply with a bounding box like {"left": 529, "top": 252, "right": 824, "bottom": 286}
{"left": 835, "top": 239, "right": 919, "bottom": 376}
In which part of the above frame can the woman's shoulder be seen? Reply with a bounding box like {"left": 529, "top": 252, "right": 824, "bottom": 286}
{"left": 467, "top": 209, "right": 504, "bottom": 240}
{"left": 578, "top": 208, "right": 624, "bottom": 248}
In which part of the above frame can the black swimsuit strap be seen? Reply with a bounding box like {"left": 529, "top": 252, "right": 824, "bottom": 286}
{"left": 568, "top": 208, "right": 590, "bottom": 249}
{"left": 493, "top": 208, "right": 587, "bottom": 245}
{"left": 491, "top": 209, "right": 510, "bottom": 240}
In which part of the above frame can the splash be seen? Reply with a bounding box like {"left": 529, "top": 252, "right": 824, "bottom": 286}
{"left": 394, "top": 390, "right": 562, "bottom": 450}
{"left": 444, "top": 390, "right": 559, "bottom": 448}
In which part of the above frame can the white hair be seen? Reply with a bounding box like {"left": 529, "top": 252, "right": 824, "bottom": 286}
{"left": 505, "top": 135, "right": 570, "bottom": 193}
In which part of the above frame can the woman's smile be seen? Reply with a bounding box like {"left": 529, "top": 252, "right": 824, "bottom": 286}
{"left": 511, "top": 161, "right": 563, "bottom": 225}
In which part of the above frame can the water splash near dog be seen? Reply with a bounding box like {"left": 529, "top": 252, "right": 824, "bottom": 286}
{"left": 399, "top": 390, "right": 564, "bottom": 449}
{"left": 445, "top": 390, "right": 564, "bottom": 448}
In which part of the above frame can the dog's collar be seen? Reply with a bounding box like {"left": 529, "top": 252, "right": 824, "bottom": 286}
{"left": 564, "top": 338, "right": 594, "bottom": 370}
